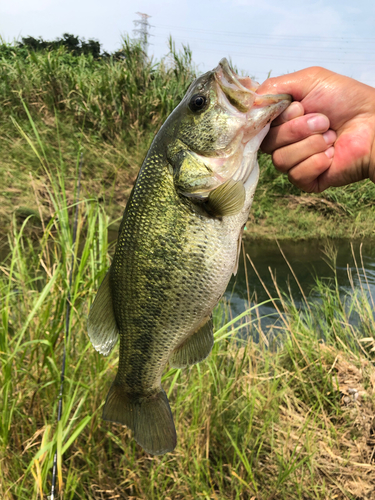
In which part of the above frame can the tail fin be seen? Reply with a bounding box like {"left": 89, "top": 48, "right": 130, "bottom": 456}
{"left": 102, "top": 383, "right": 177, "bottom": 456}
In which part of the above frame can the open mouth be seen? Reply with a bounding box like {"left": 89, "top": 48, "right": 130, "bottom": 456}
{"left": 215, "top": 58, "right": 258, "bottom": 112}
{"left": 215, "top": 58, "right": 291, "bottom": 114}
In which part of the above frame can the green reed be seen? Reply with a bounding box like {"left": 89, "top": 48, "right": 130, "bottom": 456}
{"left": 0, "top": 36, "right": 195, "bottom": 144}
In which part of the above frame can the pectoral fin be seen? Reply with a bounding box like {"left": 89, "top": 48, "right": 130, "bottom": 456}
{"left": 169, "top": 315, "right": 214, "bottom": 368}
{"left": 206, "top": 179, "right": 245, "bottom": 217}
{"left": 88, "top": 271, "right": 119, "bottom": 356}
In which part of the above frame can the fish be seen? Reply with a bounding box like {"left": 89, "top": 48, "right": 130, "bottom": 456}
{"left": 88, "top": 58, "right": 291, "bottom": 456}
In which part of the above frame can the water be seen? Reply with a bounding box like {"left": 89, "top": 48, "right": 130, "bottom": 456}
{"left": 2, "top": 226, "right": 374, "bottom": 331}
{"left": 225, "top": 238, "right": 375, "bottom": 330}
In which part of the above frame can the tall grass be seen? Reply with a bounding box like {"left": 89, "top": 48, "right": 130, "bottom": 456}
{"left": 0, "top": 37, "right": 195, "bottom": 143}
{"left": 0, "top": 37, "right": 196, "bottom": 233}
{"left": 1, "top": 110, "right": 375, "bottom": 499}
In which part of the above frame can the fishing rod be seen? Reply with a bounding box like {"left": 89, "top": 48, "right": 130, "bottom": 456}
{"left": 50, "top": 154, "right": 83, "bottom": 500}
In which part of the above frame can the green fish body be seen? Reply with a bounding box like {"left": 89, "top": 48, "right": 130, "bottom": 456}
{"left": 88, "top": 59, "right": 291, "bottom": 455}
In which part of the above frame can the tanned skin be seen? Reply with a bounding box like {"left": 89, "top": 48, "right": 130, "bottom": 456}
{"left": 257, "top": 67, "right": 375, "bottom": 193}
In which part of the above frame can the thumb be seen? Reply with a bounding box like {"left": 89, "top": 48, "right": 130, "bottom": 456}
{"left": 256, "top": 67, "right": 326, "bottom": 102}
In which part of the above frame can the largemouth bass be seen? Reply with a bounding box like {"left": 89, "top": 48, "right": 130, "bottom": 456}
{"left": 88, "top": 58, "right": 291, "bottom": 455}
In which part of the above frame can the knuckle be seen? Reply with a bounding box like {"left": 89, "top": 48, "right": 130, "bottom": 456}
{"left": 287, "top": 172, "right": 307, "bottom": 191}
{"left": 309, "top": 65, "right": 325, "bottom": 74}
{"left": 272, "top": 149, "right": 289, "bottom": 172}
{"left": 264, "top": 75, "right": 278, "bottom": 87}
{"left": 309, "top": 134, "right": 325, "bottom": 150}
{"left": 311, "top": 151, "right": 329, "bottom": 171}
{"left": 287, "top": 117, "right": 312, "bottom": 142}
{"left": 288, "top": 171, "right": 316, "bottom": 193}
{"left": 288, "top": 153, "right": 330, "bottom": 186}
{"left": 306, "top": 66, "right": 328, "bottom": 80}
{"left": 288, "top": 119, "right": 305, "bottom": 140}
{"left": 288, "top": 167, "right": 303, "bottom": 184}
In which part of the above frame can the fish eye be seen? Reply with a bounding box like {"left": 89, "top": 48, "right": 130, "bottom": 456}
{"left": 189, "top": 94, "right": 208, "bottom": 112}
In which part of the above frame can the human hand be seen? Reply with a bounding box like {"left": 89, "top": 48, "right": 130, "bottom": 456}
{"left": 258, "top": 67, "right": 375, "bottom": 192}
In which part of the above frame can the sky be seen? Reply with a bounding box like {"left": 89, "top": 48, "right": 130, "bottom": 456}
{"left": 1, "top": 0, "right": 375, "bottom": 87}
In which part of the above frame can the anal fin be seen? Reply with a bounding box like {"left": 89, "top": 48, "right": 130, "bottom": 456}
{"left": 169, "top": 315, "right": 214, "bottom": 368}
{"left": 88, "top": 270, "right": 119, "bottom": 356}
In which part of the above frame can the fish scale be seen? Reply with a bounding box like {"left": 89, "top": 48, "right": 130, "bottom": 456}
{"left": 88, "top": 58, "right": 291, "bottom": 455}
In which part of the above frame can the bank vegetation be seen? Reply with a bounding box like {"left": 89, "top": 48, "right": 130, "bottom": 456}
{"left": 0, "top": 36, "right": 374, "bottom": 241}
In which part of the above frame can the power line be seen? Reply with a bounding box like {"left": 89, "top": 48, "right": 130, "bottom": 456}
{"left": 153, "top": 34, "right": 375, "bottom": 55}
{"left": 152, "top": 41, "right": 375, "bottom": 65}
{"left": 156, "top": 24, "right": 375, "bottom": 42}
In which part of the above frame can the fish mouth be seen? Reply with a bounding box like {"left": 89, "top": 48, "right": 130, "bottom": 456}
{"left": 215, "top": 57, "right": 291, "bottom": 117}
{"left": 214, "top": 57, "right": 291, "bottom": 148}
{"left": 215, "top": 58, "right": 259, "bottom": 112}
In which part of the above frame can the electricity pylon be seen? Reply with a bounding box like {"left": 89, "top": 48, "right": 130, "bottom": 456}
{"left": 133, "top": 12, "right": 153, "bottom": 56}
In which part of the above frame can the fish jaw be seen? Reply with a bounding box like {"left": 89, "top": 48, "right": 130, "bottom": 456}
{"left": 176, "top": 92, "right": 291, "bottom": 200}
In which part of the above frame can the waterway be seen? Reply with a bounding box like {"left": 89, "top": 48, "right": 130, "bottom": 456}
{"left": 2, "top": 228, "right": 374, "bottom": 334}
{"left": 224, "top": 238, "right": 375, "bottom": 333}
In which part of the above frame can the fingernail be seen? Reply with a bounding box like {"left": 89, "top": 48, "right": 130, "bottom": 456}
{"left": 325, "top": 146, "right": 334, "bottom": 159}
{"left": 323, "top": 130, "right": 336, "bottom": 145}
{"left": 280, "top": 101, "right": 303, "bottom": 122}
{"left": 307, "top": 115, "right": 329, "bottom": 132}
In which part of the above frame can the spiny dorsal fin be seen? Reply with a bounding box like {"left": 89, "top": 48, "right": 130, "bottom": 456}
{"left": 169, "top": 315, "right": 214, "bottom": 368}
{"left": 206, "top": 179, "right": 245, "bottom": 217}
{"left": 88, "top": 270, "right": 119, "bottom": 356}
